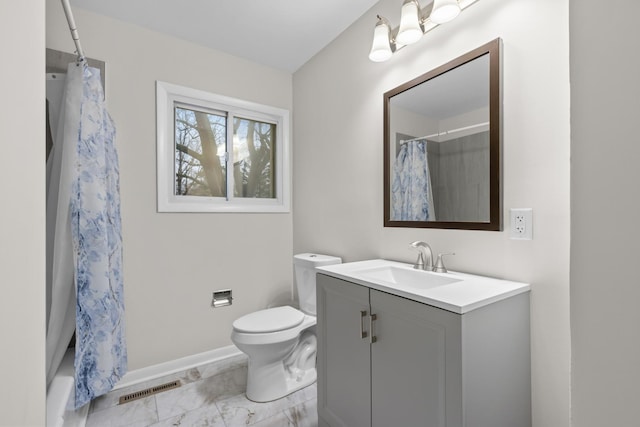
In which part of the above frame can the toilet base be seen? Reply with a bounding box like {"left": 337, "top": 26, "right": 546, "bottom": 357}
{"left": 246, "top": 362, "right": 316, "bottom": 403}
{"left": 245, "top": 331, "right": 317, "bottom": 403}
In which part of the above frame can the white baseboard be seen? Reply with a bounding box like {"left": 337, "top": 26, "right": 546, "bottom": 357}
{"left": 113, "top": 345, "right": 242, "bottom": 390}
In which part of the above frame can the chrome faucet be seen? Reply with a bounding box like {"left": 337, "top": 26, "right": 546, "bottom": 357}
{"left": 409, "top": 241, "right": 433, "bottom": 271}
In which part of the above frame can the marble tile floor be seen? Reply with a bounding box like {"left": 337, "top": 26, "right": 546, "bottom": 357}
{"left": 86, "top": 354, "right": 318, "bottom": 427}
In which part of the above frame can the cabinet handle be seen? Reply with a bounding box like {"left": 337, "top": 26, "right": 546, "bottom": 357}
{"left": 370, "top": 314, "right": 377, "bottom": 344}
{"left": 360, "top": 310, "right": 368, "bottom": 339}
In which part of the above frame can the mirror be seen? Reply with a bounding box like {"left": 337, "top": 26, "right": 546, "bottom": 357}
{"left": 384, "top": 39, "right": 502, "bottom": 230}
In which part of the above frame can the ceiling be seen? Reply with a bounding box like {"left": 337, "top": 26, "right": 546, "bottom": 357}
{"left": 391, "top": 53, "right": 489, "bottom": 119}
{"left": 71, "top": 0, "right": 380, "bottom": 73}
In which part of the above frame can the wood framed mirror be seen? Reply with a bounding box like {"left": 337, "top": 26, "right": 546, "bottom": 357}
{"left": 384, "top": 38, "right": 502, "bottom": 230}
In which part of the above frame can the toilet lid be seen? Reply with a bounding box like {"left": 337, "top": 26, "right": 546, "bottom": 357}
{"left": 233, "top": 306, "right": 305, "bottom": 333}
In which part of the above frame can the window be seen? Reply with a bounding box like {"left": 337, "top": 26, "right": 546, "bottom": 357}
{"left": 156, "top": 81, "right": 290, "bottom": 212}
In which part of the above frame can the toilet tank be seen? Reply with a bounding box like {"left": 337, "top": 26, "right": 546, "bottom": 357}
{"left": 294, "top": 253, "right": 341, "bottom": 315}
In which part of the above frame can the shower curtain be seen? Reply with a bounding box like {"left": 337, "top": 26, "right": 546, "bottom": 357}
{"left": 391, "top": 139, "right": 436, "bottom": 221}
{"left": 46, "top": 62, "right": 127, "bottom": 409}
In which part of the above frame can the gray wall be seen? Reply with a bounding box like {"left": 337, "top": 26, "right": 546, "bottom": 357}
{"left": 46, "top": 6, "right": 294, "bottom": 370}
{"left": 428, "top": 132, "right": 490, "bottom": 222}
{"left": 293, "top": 0, "right": 571, "bottom": 425}
{"left": 570, "top": 1, "right": 640, "bottom": 425}
{"left": 0, "top": 0, "right": 46, "bottom": 424}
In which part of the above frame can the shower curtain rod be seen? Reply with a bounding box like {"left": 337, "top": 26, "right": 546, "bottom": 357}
{"left": 401, "top": 121, "right": 490, "bottom": 145}
{"left": 60, "top": 0, "right": 85, "bottom": 62}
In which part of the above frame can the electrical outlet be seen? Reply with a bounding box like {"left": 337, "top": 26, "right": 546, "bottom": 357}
{"left": 510, "top": 208, "right": 533, "bottom": 240}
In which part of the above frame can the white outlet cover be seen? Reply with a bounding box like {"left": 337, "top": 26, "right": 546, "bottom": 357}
{"left": 510, "top": 208, "right": 533, "bottom": 240}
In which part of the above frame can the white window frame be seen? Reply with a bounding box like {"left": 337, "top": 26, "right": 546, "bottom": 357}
{"left": 156, "top": 81, "right": 290, "bottom": 213}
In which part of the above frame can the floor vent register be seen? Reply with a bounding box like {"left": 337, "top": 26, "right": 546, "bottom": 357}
{"left": 118, "top": 380, "right": 181, "bottom": 405}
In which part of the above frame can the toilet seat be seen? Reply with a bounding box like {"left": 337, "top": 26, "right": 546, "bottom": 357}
{"left": 232, "top": 308, "right": 316, "bottom": 346}
{"left": 233, "top": 306, "right": 305, "bottom": 333}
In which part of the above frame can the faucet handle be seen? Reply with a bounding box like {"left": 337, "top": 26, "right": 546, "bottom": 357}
{"left": 433, "top": 253, "right": 455, "bottom": 273}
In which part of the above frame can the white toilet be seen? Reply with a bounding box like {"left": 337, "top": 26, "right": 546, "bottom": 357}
{"left": 231, "top": 253, "right": 341, "bottom": 402}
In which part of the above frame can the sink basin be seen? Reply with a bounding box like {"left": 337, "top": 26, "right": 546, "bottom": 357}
{"left": 317, "top": 259, "right": 531, "bottom": 314}
{"left": 357, "top": 265, "right": 461, "bottom": 289}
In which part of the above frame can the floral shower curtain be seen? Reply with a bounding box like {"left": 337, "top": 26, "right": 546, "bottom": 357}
{"left": 391, "top": 139, "right": 436, "bottom": 221}
{"left": 46, "top": 62, "right": 127, "bottom": 408}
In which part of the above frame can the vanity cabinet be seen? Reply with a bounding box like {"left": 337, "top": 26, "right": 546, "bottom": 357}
{"left": 316, "top": 273, "right": 531, "bottom": 427}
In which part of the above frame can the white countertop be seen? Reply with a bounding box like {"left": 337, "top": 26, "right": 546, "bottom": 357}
{"left": 317, "top": 259, "right": 530, "bottom": 314}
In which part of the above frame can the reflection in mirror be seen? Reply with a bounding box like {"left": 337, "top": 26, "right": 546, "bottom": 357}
{"left": 384, "top": 39, "right": 501, "bottom": 230}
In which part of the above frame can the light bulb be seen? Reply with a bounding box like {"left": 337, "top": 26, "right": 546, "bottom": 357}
{"left": 369, "top": 17, "right": 393, "bottom": 62}
{"left": 397, "top": 0, "right": 423, "bottom": 45}
{"left": 430, "top": 0, "right": 461, "bottom": 24}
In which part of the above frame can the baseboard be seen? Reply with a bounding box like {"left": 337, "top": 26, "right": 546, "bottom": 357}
{"left": 113, "top": 345, "right": 242, "bottom": 390}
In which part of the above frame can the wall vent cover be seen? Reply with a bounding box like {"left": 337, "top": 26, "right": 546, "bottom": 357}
{"left": 118, "top": 380, "right": 181, "bottom": 404}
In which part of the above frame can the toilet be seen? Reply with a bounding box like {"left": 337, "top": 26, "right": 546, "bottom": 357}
{"left": 231, "top": 253, "right": 341, "bottom": 402}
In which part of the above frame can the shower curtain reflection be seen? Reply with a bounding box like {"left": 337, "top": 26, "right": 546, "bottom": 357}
{"left": 391, "top": 139, "right": 436, "bottom": 221}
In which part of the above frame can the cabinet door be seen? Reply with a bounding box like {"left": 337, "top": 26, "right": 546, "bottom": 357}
{"left": 370, "top": 290, "right": 462, "bottom": 427}
{"left": 317, "top": 275, "right": 371, "bottom": 427}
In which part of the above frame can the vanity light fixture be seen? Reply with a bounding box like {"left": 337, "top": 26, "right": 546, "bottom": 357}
{"left": 368, "top": 0, "right": 479, "bottom": 62}
{"left": 369, "top": 15, "right": 394, "bottom": 62}
{"left": 430, "top": 0, "right": 462, "bottom": 24}
{"left": 397, "top": 0, "right": 423, "bottom": 45}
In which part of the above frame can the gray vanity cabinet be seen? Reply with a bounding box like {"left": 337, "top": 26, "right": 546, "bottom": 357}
{"left": 316, "top": 273, "right": 531, "bottom": 427}
{"left": 316, "top": 274, "right": 371, "bottom": 427}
